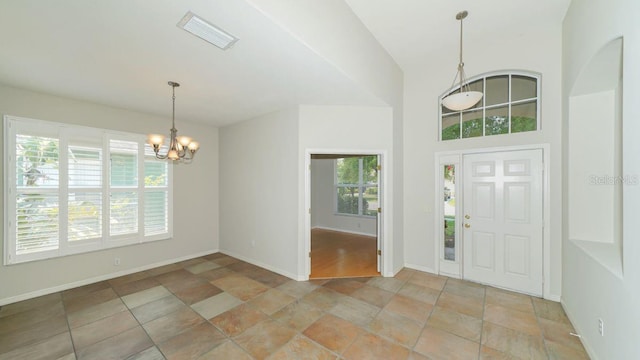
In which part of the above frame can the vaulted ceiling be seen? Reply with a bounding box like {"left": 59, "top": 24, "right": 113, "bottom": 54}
{"left": 0, "top": 0, "right": 570, "bottom": 127}
{"left": 345, "top": 0, "right": 571, "bottom": 70}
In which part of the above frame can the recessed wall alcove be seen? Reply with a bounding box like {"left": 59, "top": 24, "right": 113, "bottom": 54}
{"left": 568, "top": 37, "right": 623, "bottom": 277}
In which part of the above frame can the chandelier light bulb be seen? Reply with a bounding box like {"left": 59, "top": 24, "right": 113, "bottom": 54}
{"left": 147, "top": 134, "right": 165, "bottom": 146}
{"left": 176, "top": 136, "right": 192, "bottom": 147}
{"left": 188, "top": 141, "right": 200, "bottom": 151}
{"left": 167, "top": 149, "right": 179, "bottom": 160}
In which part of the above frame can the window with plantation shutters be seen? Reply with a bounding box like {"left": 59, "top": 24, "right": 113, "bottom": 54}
{"left": 144, "top": 144, "right": 169, "bottom": 237}
{"left": 68, "top": 137, "right": 103, "bottom": 242}
{"left": 15, "top": 133, "right": 60, "bottom": 255}
{"left": 109, "top": 139, "right": 139, "bottom": 237}
{"left": 4, "top": 116, "right": 173, "bottom": 264}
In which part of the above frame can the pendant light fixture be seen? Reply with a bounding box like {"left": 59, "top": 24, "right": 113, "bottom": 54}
{"left": 147, "top": 81, "right": 199, "bottom": 162}
{"left": 441, "top": 10, "right": 483, "bottom": 111}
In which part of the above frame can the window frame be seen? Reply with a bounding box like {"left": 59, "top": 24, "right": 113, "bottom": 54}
{"left": 438, "top": 70, "right": 542, "bottom": 141}
{"left": 4, "top": 115, "right": 173, "bottom": 265}
{"left": 334, "top": 157, "right": 378, "bottom": 218}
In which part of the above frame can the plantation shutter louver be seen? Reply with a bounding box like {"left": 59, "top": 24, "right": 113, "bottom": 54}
{"left": 68, "top": 139, "right": 103, "bottom": 241}
{"left": 144, "top": 144, "right": 169, "bottom": 236}
{"left": 15, "top": 134, "right": 60, "bottom": 255}
{"left": 109, "top": 139, "right": 139, "bottom": 237}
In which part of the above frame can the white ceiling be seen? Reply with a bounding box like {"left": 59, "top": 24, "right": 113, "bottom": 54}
{"left": 345, "top": 0, "right": 572, "bottom": 70}
{"left": 0, "top": 1, "right": 571, "bottom": 127}
{"left": 0, "top": 0, "right": 384, "bottom": 127}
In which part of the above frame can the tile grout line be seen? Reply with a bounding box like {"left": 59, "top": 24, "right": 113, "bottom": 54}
{"left": 121, "top": 282, "right": 173, "bottom": 360}
{"left": 368, "top": 272, "right": 425, "bottom": 353}
{"left": 531, "top": 296, "right": 553, "bottom": 359}
{"left": 61, "top": 292, "right": 79, "bottom": 359}
{"left": 477, "top": 281, "right": 487, "bottom": 360}
{"left": 406, "top": 268, "right": 439, "bottom": 356}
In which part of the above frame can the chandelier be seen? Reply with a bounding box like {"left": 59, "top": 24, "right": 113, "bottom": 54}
{"left": 147, "top": 81, "right": 199, "bottom": 162}
{"left": 441, "top": 11, "right": 483, "bottom": 111}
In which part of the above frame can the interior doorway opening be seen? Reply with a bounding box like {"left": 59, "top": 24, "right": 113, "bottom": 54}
{"left": 308, "top": 153, "right": 381, "bottom": 279}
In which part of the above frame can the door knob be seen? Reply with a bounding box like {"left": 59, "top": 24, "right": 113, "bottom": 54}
{"left": 465, "top": 214, "right": 470, "bottom": 219}
{"left": 464, "top": 223, "right": 471, "bottom": 228}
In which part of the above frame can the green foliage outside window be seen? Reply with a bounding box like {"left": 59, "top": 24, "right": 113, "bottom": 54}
{"left": 15, "top": 135, "right": 60, "bottom": 252}
{"left": 442, "top": 116, "right": 536, "bottom": 140}
{"left": 336, "top": 156, "right": 378, "bottom": 217}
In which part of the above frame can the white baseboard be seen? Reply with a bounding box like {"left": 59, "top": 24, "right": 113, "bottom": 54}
{"left": 404, "top": 263, "right": 437, "bottom": 275}
{"left": 219, "top": 249, "right": 300, "bottom": 281}
{"left": 561, "top": 298, "right": 598, "bottom": 360}
{"left": 382, "top": 264, "right": 404, "bottom": 278}
{"left": 312, "top": 226, "right": 376, "bottom": 238}
{"left": 544, "top": 293, "right": 561, "bottom": 302}
{"left": 0, "top": 249, "right": 218, "bottom": 306}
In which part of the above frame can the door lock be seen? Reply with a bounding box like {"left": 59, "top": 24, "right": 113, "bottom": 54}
{"left": 465, "top": 214, "right": 470, "bottom": 219}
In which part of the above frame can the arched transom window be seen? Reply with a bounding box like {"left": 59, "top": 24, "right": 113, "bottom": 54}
{"left": 439, "top": 71, "right": 540, "bottom": 141}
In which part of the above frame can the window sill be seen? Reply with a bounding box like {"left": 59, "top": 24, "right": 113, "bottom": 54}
{"left": 333, "top": 213, "right": 377, "bottom": 219}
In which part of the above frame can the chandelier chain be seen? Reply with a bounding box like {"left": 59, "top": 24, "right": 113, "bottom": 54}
{"left": 147, "top": 81, "right": 199, "bottom": 162}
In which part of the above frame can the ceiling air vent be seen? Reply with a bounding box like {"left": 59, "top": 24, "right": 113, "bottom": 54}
{"left": 177, "top": 11, "right": 238, "bottom": 50}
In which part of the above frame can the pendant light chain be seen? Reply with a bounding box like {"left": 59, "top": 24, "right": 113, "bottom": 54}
{"left": 171, "top": 84, "right": 176, "bottom": 131}
{"left": 449, "top": 11, "right": 470, "bottom": 93}
{"left": 441, "top": 10, "right": 483, "bottom": 112}
{"left": 458, "top": 14, "right": 467, "bottom": 93}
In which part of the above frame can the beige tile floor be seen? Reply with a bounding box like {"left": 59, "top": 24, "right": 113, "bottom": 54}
{"left": 0, "top": 254, "right": 590, "bottom": 359}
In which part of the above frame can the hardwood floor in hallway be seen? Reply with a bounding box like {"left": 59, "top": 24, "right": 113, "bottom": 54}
{"left": 310, "top": 228, "right": 380, "bottom": 279}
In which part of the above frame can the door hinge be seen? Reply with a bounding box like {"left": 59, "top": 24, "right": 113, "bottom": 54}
{"left": 308, "top": 208, "right": 311, "bottom": 214}
{"left": 377, "top": 249, "right": 382, "bottom": 256}
{"left": 377, "top": 165, "right": 381, "bottom": 171}
{"left": 377, "top": 207, "right": 381, "bottom": 213}
{"left": 309, "top": 252, "right": 311, "bottom": 258}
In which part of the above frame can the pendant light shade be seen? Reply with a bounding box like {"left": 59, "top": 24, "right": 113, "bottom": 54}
{"left": 441, "top": 11, "right": 483, "bottom": 111}
{"left": 441, "top": 91, "right": 484, "bottom": 111}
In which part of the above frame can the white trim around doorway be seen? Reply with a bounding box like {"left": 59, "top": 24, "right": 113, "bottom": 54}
{"left": 303, "top": 149, "right": 389, "bottom": 280}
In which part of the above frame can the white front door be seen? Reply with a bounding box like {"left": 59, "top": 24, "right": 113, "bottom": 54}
{"left": 462, "top": 149, "right": 543, "bottom": 296}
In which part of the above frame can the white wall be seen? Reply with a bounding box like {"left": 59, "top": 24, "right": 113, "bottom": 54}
{"left": 220, "top": 105, "right": 393, "bottom": 279}
{"left": 245, "top": 0, "right": 405, "bottom": 276}
{"left": 219, "top": 108, "right": 300, "bottom": 279}
{"left": 299, "top": 105, "right": 393, "bottom": 275}
{"left": 402, "top": 23, "right": 563, "bottom": 299}
{"left": 0, "top": 84, "right": 219, "bottom": 305}
{"left": 562, "top": 1, "right": 640, "bottom": 358}
{"left": 311, "top": 158, "right": 377, "bottom": 236}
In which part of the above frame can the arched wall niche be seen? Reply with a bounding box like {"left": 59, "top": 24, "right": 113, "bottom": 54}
{"left": 567, "top": 37, "right": 624, "bottom": 276}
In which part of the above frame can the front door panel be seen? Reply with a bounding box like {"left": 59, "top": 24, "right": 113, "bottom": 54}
{"left": 463, "top": 149, "right": 543, "bottom": 296}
